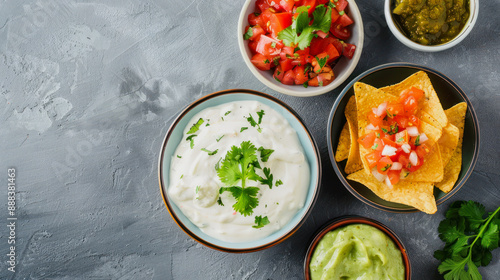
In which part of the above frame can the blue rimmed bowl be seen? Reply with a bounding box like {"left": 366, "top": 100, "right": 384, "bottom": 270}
{"left": 327, "top": 62, "right": 480, "bottom": 213}
{"left": 159, "top": 89, "right": 321, "bottom": 252}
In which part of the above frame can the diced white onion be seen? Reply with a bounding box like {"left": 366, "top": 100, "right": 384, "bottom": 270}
{"left": 407, "top": 126, "right": 419, "bottom": 137}
{"left": 372, "top": 168, "right": 387, "bottom": 182}
{"left": 381, "top": 145, "right": 398, "bottom": 156}
{"left": 372, "top": 108, "right": 377, "bottom": 114}
{"left": 419, "top": 133, "right": 428, "bottom": 143}
{"left": 391, "top": 162, "right": 403, "bottom": 170}
{"left": 409, "top": 151, "right": 418, "bottom": 166}
{"left": 401, "top": 143, "right": 411, "bottom": 153}
{"left": 376, "top": 102, "right": 387, "bottom": 117}
{"left": 366, "top": 123, "right": 379, "bottom": 131}
{"left": 385, "top": 177, "right": 393, "bottom": 188}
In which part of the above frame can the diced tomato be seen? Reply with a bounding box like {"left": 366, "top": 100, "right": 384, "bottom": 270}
{"left": 308, "top": 72, "right": 334, "bottom": 86}
{"left": 251, "top": 54, "right": 272, "bottom": 71}
{"left": 279, "top": 58, "right": 293, "bottom": 71}
{"left": 316, "top": 0, "right": 329, "bottom": 4}
{"left": 371, "top": 138, "right": 384, "bottom": 152}
{"left": 402, "top": 95, "right": 418, "bottom": 116}
{"left": 256, "top": 35, "right": 282, "bottom": 56}
{"left": 325, "top": 43, "right": 340, "bottom": 63}
{"left": 377, "top": 156, "right": 393, "bottom": 175}
{"left": 381, "top": 138, "right": 398, "bottom": 148}
{"left": 415, "top": 143, "right": 430, "bottom": 158}
{"left": 302, "top": 0, "right": 317, "bottom": 15}
{"left": 313, "top": 52, "right": 329, "bottom": 73}
{"left": 407, "top": 158, "right": 423, "bottom": 172}
{"left": 259, "top": 8, "right": 275, "bottom": 32}
{"left": 248, "top": 40, "right": 259, "bottom": 54}
{"left": 358, "top": 132, "right": 376, "bottom": 149}
{"left": 269, "top": 13, "right": 292, "bottom": 38}
{"left": 282, "top": 69, "right": 295, "bottom": 85}
{"left": 394, "top": 130, "right": 409, "bottom": 146}
{"left": 382, "top": 131, "right": 395, "bottom": 142}
{"left": 394, "top": 115, "right": 409, "bottom": 129}
{"left": 256, "top": 0, "right": 271, "bottom": 13}
{"left": 278, "top": 0, "right": 295, "bottom": 12}
{"left": 398, "top": 154, "right": 411, "bottom": 170}
{"left": 316, "top": 30, "right": 329, "bottom": 39}
{"left": 386, "top": 102, "right": 404, "bottom": 118}
{"left": 337, "top": 14, "right": 354, "bottom": 27}
{"left": 368, "top": 112, "right": 384, "bottom": 128}
{"left": 335, "top": 0, "right": 348, "bottom": 11}
{"left": 273, "top": 65, "right": 285, "bottom": 82}
{"left": 408, "top": 115, "right": 420, "bottom": 128}
{"left": 331, "top": 7, "right": 340, "bottom": 23}
{"left": 245, "top": 25, "right": 265, "bottom": 41}
{"left": 309, "top": 37, "right": 328, "bottom": 56}
{"left": 387, "top": 170, "right": 401, "bottom": 185}
{"left": 342, "top": 43, "right": 356, "bottom": 59}
{"left": 248, "top": 13, "right": 264, "bottom": 27}
{"left": 330, "top": 23, "right": 351, "bottom": 40}
{"left": 294, "top": 65, "right": 309, "bottom": 85}
{"left": 365, "top": 151, "right": 382, "bottom": 169}
{"left": 389, "top": 147, "right": 403, "bottom": 161}
{"left": 404, "top": 86, "right": 425, "bottom": 101}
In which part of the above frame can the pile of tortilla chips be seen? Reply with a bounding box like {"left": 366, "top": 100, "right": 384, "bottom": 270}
{"left": 335, "top": 71, "right": 467, "bottom": 214}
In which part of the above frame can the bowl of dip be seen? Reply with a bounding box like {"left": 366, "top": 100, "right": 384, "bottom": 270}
{"left": 304, "top": 216, "right": 411, "bottom": 280}
{"left": 385, "top": 0, "right": 478, "bottom": 52}
{"left": 159, "top": 89, "right": 321, "bottom": 252}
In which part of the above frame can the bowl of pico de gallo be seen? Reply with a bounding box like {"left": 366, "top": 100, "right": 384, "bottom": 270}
{"left": 238, "top": 0, "right": 364, "bottom": 97}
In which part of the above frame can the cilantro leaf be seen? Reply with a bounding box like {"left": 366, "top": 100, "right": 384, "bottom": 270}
{"left": 315, "top": 55, "right": 329, "bottom": 73}
{"left": 217, "top": 196, "right": 224, "bottom": 206}
{"left": 246, "top": 113, "right": 262, "bottom": 132}
{"left": 253, "top": 215, "right": 270, "bottom": 229}
{"left": 459, "top": 200, "right": 486, "bottom": 230}
{"left": 259, "top": 167, "right": 273, "bottom": 189}
{"left": 311, "top": 5, "right": 331, "bottom": 32}
{"left": 240, "top": 127, "right": 248, "bottom": 133}
{"left": 243, "top": 27, "right": 253, "bottom": 40}
{"left": 257, "top": 110, "right": 265, "bottom": 124}
{"left": 201, "top": 148, "right": 218, "bottom": 156}
{"left": 275, "top": 179, "right": 283, "bottom": 187}
{"left": 216, "top": 135, "right": 224, "bottom": 142}
{"left": 186, "top": 134, "right": 197, "bottom": 149}
{"left": 187, "top": 118, "right": 204, "bottom": 134}
{"left": 258, "top": 146, "right": 274, "bottom": 162}
{"left": 221, "top": 186, "right": 259, "bottom": 217}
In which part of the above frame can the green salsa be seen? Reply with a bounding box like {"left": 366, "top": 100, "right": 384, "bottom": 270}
{"left": 309, "top": 224, "right": 405, "bottom": 280}
{"left": 393, "top": 0, "right": 470, "bottom": 45}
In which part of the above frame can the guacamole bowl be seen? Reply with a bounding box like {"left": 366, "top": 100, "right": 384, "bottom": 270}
{"left": 159, "top": 89, "right": 322, "bottom": 252}
{"left": 385, "top": 0, "right": 479, "bottom": 52}
{"left": 327, "top": 62, "right": 479, "bottom": 213}
{"left": 304, "top": 216, "right": 411, "bottom": 279}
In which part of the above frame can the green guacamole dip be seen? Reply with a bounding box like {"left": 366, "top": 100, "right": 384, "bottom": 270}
{"left": 393, "top": 0, "right": 470, "bottom": 45}
{"left": 309, "top": 224, "right": 405, "bottom": 280}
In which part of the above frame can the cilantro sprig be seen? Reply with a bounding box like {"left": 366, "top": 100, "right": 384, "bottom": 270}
{"left": 216, "top": 141, "right": 276, "bottom": 217}
{"left": 278, "top": 4, "right": 332, "bottom": 50}
{"left": 434, "top": 201, "right": 500, "bottom": 280}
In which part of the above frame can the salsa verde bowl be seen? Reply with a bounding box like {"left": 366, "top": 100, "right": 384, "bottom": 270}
{"left": 385, "top": 0, "right": 479, "bottom": 52}
{"left": 327, "top": 63, "right": 479, "bottom": 213}
{"left": 158, "top": 89, "right": 322, "bottom": 252}
{"left": 304, "top": 216, "right": 411, "bottom": 279}
{"left": 237, "top": 0, "right": 364, "bottom": 97}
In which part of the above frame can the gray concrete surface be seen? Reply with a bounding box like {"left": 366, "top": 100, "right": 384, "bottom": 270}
{"left": 1, "top": 0, "right": 499, "bottom": 279}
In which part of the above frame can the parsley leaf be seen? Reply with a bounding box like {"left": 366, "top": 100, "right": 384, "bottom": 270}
{"left": 253, "top": 215, "right": 270, "bottom": 229}
{"left": 258, "top": 146, "right": 274, "bottom": 162}
{"left": 187, "top": 118, "right": 204, "bottom": 134}
{"left": 259, "top": 167, "right": 273, "bottom": 189}
{"left": 435, "top": 201, "right": 500, "bottom": 280}
{"left": 278, "top": 4, "right": 331, "bottom": 50}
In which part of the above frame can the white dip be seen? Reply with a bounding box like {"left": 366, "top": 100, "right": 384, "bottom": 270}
{"left": 168, "top": 100, "right": 310, "bottom": 243}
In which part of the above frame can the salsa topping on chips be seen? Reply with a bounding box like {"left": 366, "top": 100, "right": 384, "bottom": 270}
{"left": 358, "top": 86, "right": 431, "bottom": 188}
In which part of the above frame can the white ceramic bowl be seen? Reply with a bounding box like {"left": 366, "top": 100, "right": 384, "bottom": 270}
{"left": 237, "top": 0, "right": 364, "bottom": 97}
{"left": 385, "top": 0, "right": 478, "bottom": 52}
{"left": 159, "top": 89, "right": 322, "bottom": 252}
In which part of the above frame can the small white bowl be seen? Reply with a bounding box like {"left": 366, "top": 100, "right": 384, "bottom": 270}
{"left": 385, "top": 0, "right": 478, "bottom": 52}
{"left": 237, "top": 0, "right": 364, "bottom": 97}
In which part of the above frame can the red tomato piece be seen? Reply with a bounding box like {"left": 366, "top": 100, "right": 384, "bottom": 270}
{"left": 358, "top": 132, "right": 377, "bottom": 149}
{"left": 308, "top": 72, "right": 334, "bottom": 87}
{"left": 415, "top": 143, "right": 430, "bottom": 158}
{"left": 408, "top": 115, "right": 420, "bottom": 128}
{"left": 273, "top": 65, "right": 285, "bottom": 82}
{"left": 256, "top": 0, "right": 271, "bottom": 13}
{"left": 331, "top": 7, "right": 340, "bottom": 23}
{"left": 394, "top": 130, "right": 409, "bottom": 146}
{"left": 279, "top": 58, "right": 293, "bottom": 72}
{"left": 330, "top": 23, "right": 351, "bottom": 40}
{"left": 368, "top": 111, "right": 384, "bottom": 128}
{"left": 371, "top": 138, "right": 384, "bottom": 152}
{"left": 342, "top": 43, "right": 356, "bottom": 59}
{"left": 269, "top": 13, "right": 292, "bottom": 38}
{"left": 278, "top": 0, "right": 295, "bottom": 12}
{"left": 248, "top": 13, "right": 264, "bottom": 27}
{"left": 386, "top": 102, "right": 404, "bottom": 118}
{"left": 377, "top": 156, "right": 393, "bottom": 175}
{"left": 365, "top": 151, "right": 382, "bottom": 169}
{"left": 256, "top": 35, "right": 282, "bottom": 56}
{"left": 302, "top": 0, "right": 317, "bottom": 15}
{"left": 251, "top": 54, "right": 272, "bottom": 71}
{"left": 294, "top": 65, "right": 309, "bottom": 85}
{"left": 282, "top": 69, "right": 295, "bottom": 85}
{"left": 387, "top": 170, "right": 401, "bottom": 185}
{"left": 335, "top": 0, "right": 348, "bottom": 11}
{"left": 248, "top": 40, "right": 259, "bottom": 54}
{"left": 381, "top": 137, "right": 398, "bottom": 148}
{"left": 337, "top": 14, "right": 354, "bottom": 27}
{"left": 395, "top": 115, "right": 409, "bottom": 129}
{"left": 325, "top": 43, "right": 340, "bottom": 63}
{"left": 246, "top": 25, "right": 265, "bottom": 41}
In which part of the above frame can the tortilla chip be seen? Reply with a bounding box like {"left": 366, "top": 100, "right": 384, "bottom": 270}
{"left": 354, "top": 82, "right": 398, "bottom": 174}
{"left": 344, "top": 95, "right": 363, "bottom": 174}
{"left": 438, "top": 123, "right": 460, "bottom": 167}
{"left": 435, "top": 103, "right": 467, "bottom": 193}
{"left": 347, "top": 170, "right": 437, "bottom": 214}
{"left": 335, "top": 122, "right": 350, "bottom": 162}
{"left": 380, "top": 71, "right": 448, "bottom": 129}
{"left": 405, "top": 141, "right": 443, "bottom": 182}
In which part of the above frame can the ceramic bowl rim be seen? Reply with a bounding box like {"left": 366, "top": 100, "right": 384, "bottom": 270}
{"left": 326, "top": 62, "right": 480, "bottom": 213}
{"left": 158, "top": 89, "right": 322, "bottom": 252}
{"left": 304, "top": 215, "right": 411, "bottom": 279}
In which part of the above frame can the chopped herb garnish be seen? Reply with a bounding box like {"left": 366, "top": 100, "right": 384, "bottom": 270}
{"left": 246, "top": 113, "right": 262, "bottom": 133}
{"left": 388, "top": 124, "right": 399, "bottom": 135}
{"left": 339, "top": 10, "right": 345, "bottom": 16}
{"left": 187, "top": 118, "right": 204, "bottom": 134}
{"left": 252, "top": 215, "right": 270, "bottom": 229}
{"left": 380, "top": 164, "right": 392, "bottom": 172}
{"left": 271, "top": 42, "right": 277, "bottom": 48}
{"left": 216, "top": 135, "right": 225, "bottom": 142}
{"left": 225, "top": 111, "right": 231, "bottom": 116}
{"left": 177, "top": 155, "right": 182, "bottom": 158}
{"left": 381, "top": 128, "right": 388, "bottom": 133}
{"left": 258, "top": 146, "right": 275, "bottom": 162}
{"left": 240, "top": 127, "right": 249, "bottom": 133}
{"left": 371, "top": 143, "right": 379, "bottom": 150}
{"left": 201, "top": 148, "right": 218, "bottom": 156}
{"left": 215, "top": 157, "right": 222, "bottom": 171}
{"left": 376, "top": 132, "right": 381, "bottom": 138}
{"left": 186, "top": 134, "right": 197, "bottom": 149}
{"left": 217, "top": 196, "right": 224, "bottom": 206}
{"left": 315, "top": 55, "right": 329, "bottom": 72}
{"left": 275, "top": 179, "right": 283, "bottom": 187}
{"left": 259, "top": 167, "right": 274, "bottom": 189}
{"left": 195, "top": 186, "right": 200, "bottom": 194}
{"left": 264, "top": 59, "right": 270, "bottom": 64}
{"left": 257, "top": 110, "right": 265, "bottom": 124}
{"left": 180, "top": 174, "right": 183, "bottom": 179}
{"left": 414, "top": 135, "right": 421, "bottom": 146}
{"left": 319, "top": 81, "right": 324, "bottom": 87}
{"left": 303, "top": 82, "right": 309, "bottom": 88}
{"left": 397, "top": 137, "right": 404, "bottom": 143}
{"left": 243, "top": 27, "right": 253, "bottom": 40}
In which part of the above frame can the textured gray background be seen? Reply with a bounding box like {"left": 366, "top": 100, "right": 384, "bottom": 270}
{"left": 1, "top": 0, "right": 499, "bottom": 279}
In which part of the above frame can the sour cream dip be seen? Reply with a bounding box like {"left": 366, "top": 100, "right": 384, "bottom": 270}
{"left": 168, "top": 100, "right": 310, "bottom": 243}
